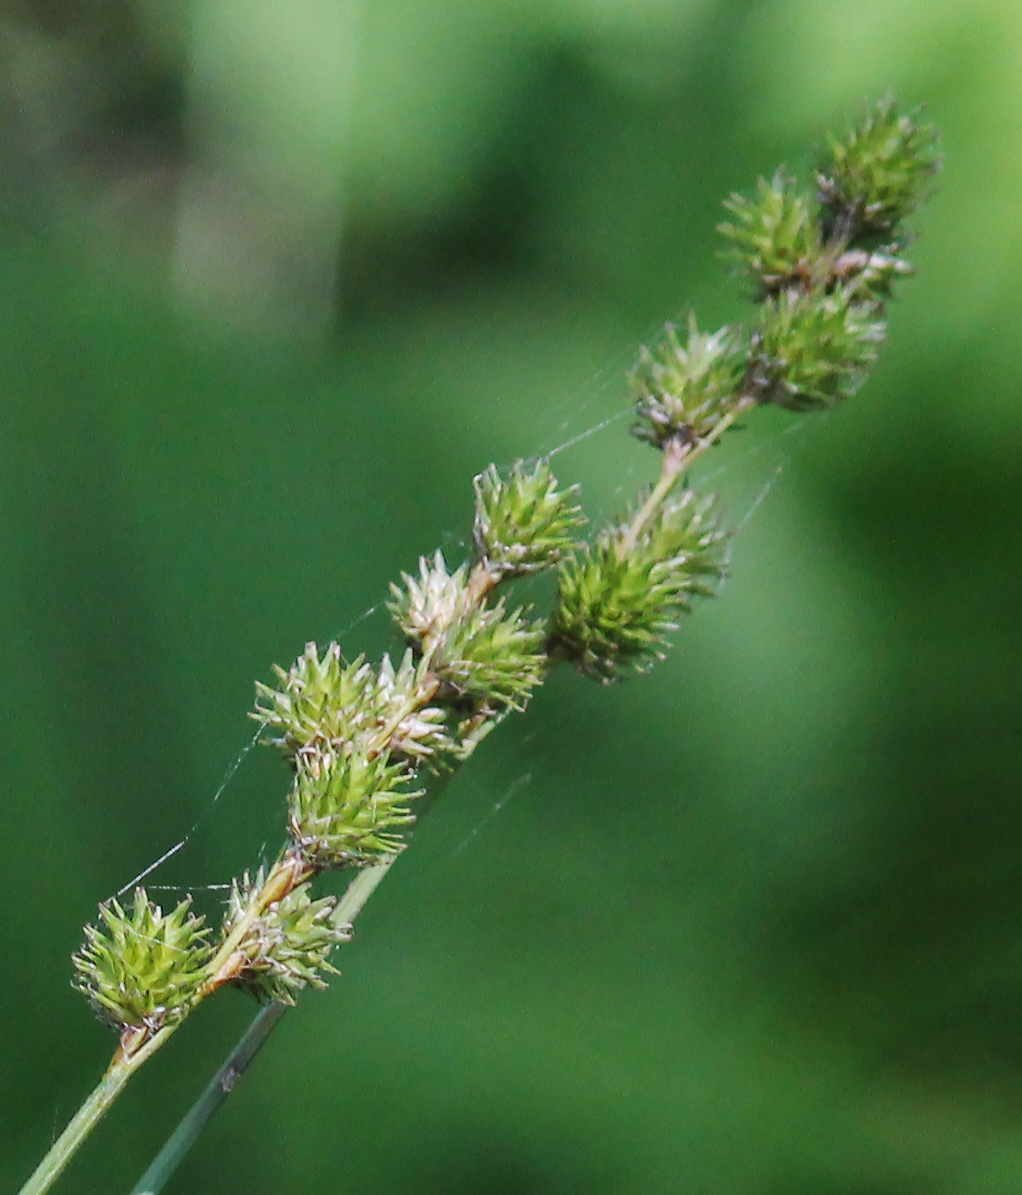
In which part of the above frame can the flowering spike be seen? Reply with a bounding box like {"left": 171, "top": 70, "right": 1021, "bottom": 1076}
{"left": 72, "top": 889, "right": 212, "bottom": 1036}
{"left": 31, "top": 100, "right": 941, "bottom": 1195}
{"left": 375, "top": 649, "right": 453, "bottom": 762}
{"left": 550, "top": 489, "right": 728, "bottom": 682}
{"left": 472, "top": 460, "right": 586, "bottom": 578}
{"left": 254, "top": 641, "right": 451, "bottom": 771}
{"left": 222, "top": 872, "right": 349, "bottom": 1005}
{"left": 630, "top": 315, "right": 748, "bottom": 450}
{"left": 431, "top": 597, "right": 547, "bottom": 708}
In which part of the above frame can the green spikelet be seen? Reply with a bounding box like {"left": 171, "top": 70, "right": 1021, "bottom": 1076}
{"left": 390, "top": 551, "right": 547, "bottom": 709}
{"left": 223, "top": 872, "right": 349, "bottom": 1005}
{"left": 718, "top": 172, "right": 822, "bottom": 295}
{"left": 253, "top": 642, "right": 377, "bottom": 764}
{"left": 750, "top": 287, "right": 886, "bottom": 412}
{"left": 72, "top": 890, "right": 212, "bottom": 1034}
{"left": 630, "top": 315, "right": 748, "bottom": 449}
{"left": 288, "top": 749, "right": 421, "bottom": 868}
{"left": 817, "top": 97, "right": 941, "bottom": 246}
{"left": 551, "top": 489, "right": 728, "bottom": 682}
{"left": 472, "top": 459, "right": 585, "bottom": 578}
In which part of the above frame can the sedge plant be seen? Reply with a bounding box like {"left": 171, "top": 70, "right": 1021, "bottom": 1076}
{"left": 18, "top": 97, "right": 940, "bottom": 1195}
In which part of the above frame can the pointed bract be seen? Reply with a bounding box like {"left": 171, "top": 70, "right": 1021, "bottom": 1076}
{"left": 388, "top": 551, "right": 469, "bottom": 648}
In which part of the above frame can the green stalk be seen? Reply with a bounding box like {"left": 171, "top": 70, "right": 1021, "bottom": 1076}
{"left": 18, "top": 1024, "right": 176, "bottom": 1195}
{"left": 129, "top": 1001, "right": 290, "bottom": 1195}
{"left": 130, "top": 844, "right": 401, "bottom": 1193}
{"left": 617, "top": 398, "right": 753, "bottom": 559}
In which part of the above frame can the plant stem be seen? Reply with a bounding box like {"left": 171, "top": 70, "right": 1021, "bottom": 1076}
{"left": 129, "top": 856, "right": 397, "bottom": 1195}
{"left": 618, "top": 400, "right": 752, "bottom": 559}
{"left": 617, "top": 436, "right": 688, "bottom": 558}
{"left": 129, "top": 1001, "right": 288, "bottom": 1195}
{"left": 329, "top": 853, "right": 398, "bottom": 932}
{"left": 17, "top": 1026, "right": 172, "bottom": 1195}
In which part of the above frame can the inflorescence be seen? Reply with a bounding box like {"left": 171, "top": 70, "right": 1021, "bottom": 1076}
{"left": 72, "top": 97, "right": 940, "bottom": 1055}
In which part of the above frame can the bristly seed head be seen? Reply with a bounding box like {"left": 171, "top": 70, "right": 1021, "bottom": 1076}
{"left": 389, "top": 550, "right": 548, "bottom": 711}
{"left": 550, "top": 488, "right": 728, "bottom": 682}
{"left": 473, "top": 459, "right": 586, "bottom": 578}
{"left": 749, "top": 287, "right": 886, "bottom": 412}
{"left": 254, "top": 641, "right": 451, "bottom": 772}
{"left": 816, "top": 97, "right": 941, "bottom": 247}
{"left": 718, "top": 171, "right": 823, "bottom": 297}
{"left": 287, "top": 748, "right": 420, "bottom": 869}
{"left": 72, "top": 889, "right": 212, "bottom": 1037}
{"left": 630, "top": 315, "right": 749, "bottom": 451}
{"left": 222, "top": 871, "right": 349, "bottom": 1005}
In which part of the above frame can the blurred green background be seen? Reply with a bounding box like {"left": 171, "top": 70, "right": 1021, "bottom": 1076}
{"left": 3, "top": 2, "right": 1022, "bottom": 1192}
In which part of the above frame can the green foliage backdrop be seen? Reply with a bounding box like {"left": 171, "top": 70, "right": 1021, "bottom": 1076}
{"left": 2, "top": 2, "right": 1022, "bottom": 1192}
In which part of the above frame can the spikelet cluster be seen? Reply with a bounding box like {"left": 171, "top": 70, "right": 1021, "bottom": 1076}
{"left": 223, "top": 871, "right": 349, "bottom": 1004}
{"left": 69, "top": 99, "right": 940, "bottom": 1047}
{"left": 473, "top": 460, "right": 585, "bottom": 577}
{"left": 551, "top": 490, "right": 727, "bottom": 682}
{"left": 72, "top": 890, "right": 212, "bottom": 1036}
